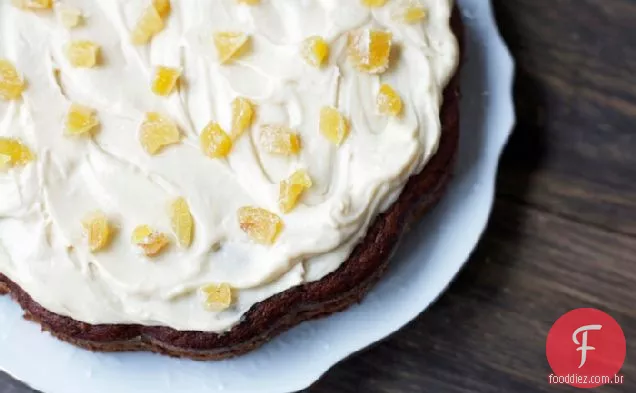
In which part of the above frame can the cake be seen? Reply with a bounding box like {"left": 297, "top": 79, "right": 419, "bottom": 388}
{"left": 0, "top": 0, "right": 462, "bottom": 360}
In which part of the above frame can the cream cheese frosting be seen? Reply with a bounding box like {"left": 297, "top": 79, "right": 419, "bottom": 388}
{"left": 0, "top": 0, "right": 458, "bottom": 332}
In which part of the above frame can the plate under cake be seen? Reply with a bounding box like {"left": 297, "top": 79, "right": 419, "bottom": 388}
{"left": 0, "top": 1, "right": 463, "bottom": 360}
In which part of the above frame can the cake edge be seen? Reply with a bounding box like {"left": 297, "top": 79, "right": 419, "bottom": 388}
{"left": 0, "top": 7, "right": 464, "bottom": 361}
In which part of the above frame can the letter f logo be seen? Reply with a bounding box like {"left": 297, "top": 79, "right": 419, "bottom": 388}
{"left": 547, "top": 309, "right": 626, "bottom": 388}
{"left": 573, "top": 324, "right": 602, "bottom": 368}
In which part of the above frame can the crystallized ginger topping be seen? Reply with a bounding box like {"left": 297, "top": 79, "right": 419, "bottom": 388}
{"left": 170, "top": 197, "right": 193, "bottom": 248}
{"left": 139, "top": 113, "right": 181, "bottom": 155}
{"left": 152, "top": 66, "right": 181, "bottom": 96}
{"left": 348, "top": 29, "right": 392, "bottom": 74}
{"left": 231, "top": 97, "right": 255, "bottom": 138}
{"left": 0, "top": 138, "right": 34, "bottom": 169}
{"left": 131, "top": 225, "right": 170, "bottom": 257}
{"left": 301, "top": 36, "right": 330, "bottom": 68}
{"left": 279, "top": 169, "right": 313, "bottom": 213}
{"left": 214, "top": 32, "right": 250, "bottom": 64}
{"left": 238, "top": 206, "right": 283, "bottom": 245}
{"left": 66, "top": 40, "right": 100, "bottom": 68}
{"left": 66, "top": 104, "right": 99, "bottom": 135}
{"left": 200, "top": 122, "right": 233, "bottom": 158}
{"left": 0, "top": 60, "right": 25, "bottom": 100}
{"left": 260, "top": 125, "right": 301, "bottom": 156}
{"left": 201, "top": 283, "right": 233, "bottom": 311}
{"left": 377, "top": 84, "right": 403, "bottom": 117}
{"left": 320, "top": 106, "right": 350, "bottom": 146}
{"left": 82, "top": 212, "right": 112, "bottom": 252}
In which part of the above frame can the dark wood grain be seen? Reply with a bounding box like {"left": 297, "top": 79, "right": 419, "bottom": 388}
{"left": 3, "top": 0, "right": 636, "bottom": 391}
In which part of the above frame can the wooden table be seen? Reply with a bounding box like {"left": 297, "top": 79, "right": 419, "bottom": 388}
{"left": 2, "top": 0, "right": 635, "bottom": 391}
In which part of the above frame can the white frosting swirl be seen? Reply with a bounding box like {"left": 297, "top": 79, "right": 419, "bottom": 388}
{"left": 0, "top": 0, "right": 458, "bottom": 332}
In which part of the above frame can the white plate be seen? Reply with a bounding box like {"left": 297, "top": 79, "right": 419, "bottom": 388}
{"left": 0, "top": 1, "right": 515, "bottom": 392}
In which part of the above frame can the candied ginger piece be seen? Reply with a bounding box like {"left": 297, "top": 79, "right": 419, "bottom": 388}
{"left": 348, "top": 29, "right": 392, "bottom": 74}
{"left": 82, "top": 212, "right": 111, "bottom": 252}
{"left": 11, "top": 0, "right": 52, "bottom": 10}
{"left": 66, "top": 41, "right": 100, "bottom": 68}
{"left": 0, "top": 60, "right": 25, "bottom": 100}
{"left": 170, "top": 197, "right": 193, "bottom": 248}
{"left": 231, "top": 97, "right": 254, "bottom": 137}
{"left": 201, "top": 283, "right": 233, "bottom": 311}
{"left": 152, "top": 66, "right": 181, "bottom": 96}
{"left": 66, "top": 103, "right": 99, "bottom": 135}
{"left": 392, "top": 0, "right": 428, "bottom": 24}
{"left": 320, "top": 106, "right": 350, "bottom": 146}
{"left": 260, "top": 125, "right": 301, "bottom": 155}
{"left": 200, "top": 122, "right": 232, "bottom": 158}
{"left": 131, "top": 5, "right": 165, "bottom": 45}
{"left": 131, "top": 225, "right": 170, "bottom": 257}
{"left": 377, "top": 84, "right": 403, "bottom": 116}
{"left": 152, "top": 0, "right": 171, "bottom": 18}
{"left": 279, "top": 169, "right": 312, "bottom": 213}
{"left": 0, "top": 154, "right": 10, "bottom": 169}
{"left": 58, "top": 6, "right": 83, "bottom": 28}
{"left": 301, "top": 36, "right": 329, "bottom": 68}
{"left": 0, "top": 138, "right": 34, "bottom": 169}
{"left": 361, "top": 0, "right": 388, "bottom": 7}
{"left": 214, "top": 32, "right": 250, "bottom": 64}
{"left": 238, "top": 206, "right": 283, "bottom": 245}
{"left": 139, "top": 112, "right": 180, "bottom": 155}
